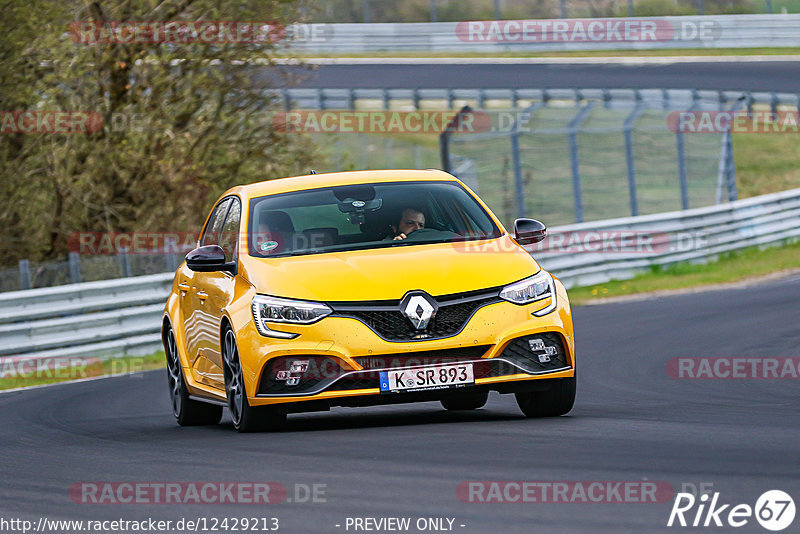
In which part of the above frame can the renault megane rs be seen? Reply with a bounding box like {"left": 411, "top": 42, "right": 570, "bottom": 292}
{"left": 162, "top": 169, "right": 576, "bottom": 432}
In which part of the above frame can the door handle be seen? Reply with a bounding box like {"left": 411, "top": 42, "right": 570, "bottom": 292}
{"left": 178, "top": 282, "right": 190, "bottom": 292}
{"left": 196, "top": 290, "right": 209, "bottom": 301}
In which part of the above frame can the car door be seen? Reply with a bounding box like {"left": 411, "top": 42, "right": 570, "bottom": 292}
{"left": 182, "top": 197, "right": 231, "bottom": 387}
{"left": 188, "top": 197, "right": 241, "bottom": 391}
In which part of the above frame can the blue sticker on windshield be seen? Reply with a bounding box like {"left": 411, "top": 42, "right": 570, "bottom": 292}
{"left": 260, "top": 241, "right": 279, "bottom": 252}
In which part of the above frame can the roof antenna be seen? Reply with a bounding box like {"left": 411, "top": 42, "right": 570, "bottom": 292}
{"left": 310, "top": 169, "right": 317, "bottom": 174}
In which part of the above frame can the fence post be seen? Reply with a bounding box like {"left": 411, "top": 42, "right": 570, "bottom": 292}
{"left": 623, "top": 105, "right": 644, "bottom": 217}
{"left": 166, "top": 254, "right": 180, "bottom": 273}
{"left": 282, "top": 88, "right": 291, "bottom": 112}
{"left": 567, "top": 103, "right": 595, "bottom": 223}
{"left": 359, "top": 134, "right": 368, "bottom": 169}
{"left": 19, "top": 259, "right": 31, "bottom": 290}
{"left": 697, "top": 0, "right": 704, "bottom": 15}
{"left": 559, "top": 0, "right": 567, "bottom": 18}
{"left": 362, "top": 0, "right": 370, "bottom": 23}
{"left": 439, "top": 106, "right": 473, "bottom": 173}
{"left": 510, "top": 128, "right": 525, "bottom": 219}
{"left": 726, "top": 131, "right": 738, "bottom": 202}
{"left": 676, "top": 131, "right": 690, "bottom": 210}
{"left": 385, "top": 138, "right": 394, "bottom": 168}
{"left": 430, "top": 0, "right": 438, "bottom": 22}
{"left": 627, "top": 0, "right": 634, "bottom": 16}
{"left": 493, "top": 0, "right": 502, "bottom": 20}
{"left": 68, "top": 252, "right": 82, "bottom": 284}
{"left": 414, "top": 145, "right": 422, "bottom": 169}
{"left": 119, "top": 252, "right": 132, "bottom": 278}
{"left": 766, "top": 0, "right": 772, "bottom": 13}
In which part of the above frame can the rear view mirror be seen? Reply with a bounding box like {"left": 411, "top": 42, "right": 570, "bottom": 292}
{"left": 185, "top": 245, "right": 236, "bottom": 273}
{"left": 514, "top": 218, "right": 547, "bottom": 245}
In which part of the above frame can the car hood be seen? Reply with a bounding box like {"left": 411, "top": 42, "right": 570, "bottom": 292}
{"left": 240, "top": 235, "right": 540, "bottom": 302}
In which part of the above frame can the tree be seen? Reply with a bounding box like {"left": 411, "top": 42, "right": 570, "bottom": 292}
{"left": 0, "top": 0, "right": 318, "bottom": 265}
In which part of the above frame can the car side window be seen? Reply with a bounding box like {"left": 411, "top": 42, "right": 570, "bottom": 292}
{"left": 219, "top": 198, "right": 241, "bottom": 263}
{"left": 200, "top": 199, "right": 231, "bottom": 247}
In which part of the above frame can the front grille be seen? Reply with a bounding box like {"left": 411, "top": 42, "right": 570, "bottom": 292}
{"left": 329, "top": 288, "right": 501, "bottom": 342}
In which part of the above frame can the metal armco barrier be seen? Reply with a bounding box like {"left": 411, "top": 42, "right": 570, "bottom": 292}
{"left": 1, "top": 187, "right": 798, "bottom": 366}
{"left": 0, "top": 273, "right": 173, "bottom": 375}
{"left": 281, "top": 87, "right": 800, "bottom": 115}
{"left": 287, "top": 15, "right": 800, "bottom": 53}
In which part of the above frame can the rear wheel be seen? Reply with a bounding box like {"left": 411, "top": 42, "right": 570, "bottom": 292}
{"left": 441, "top": 389, "right": 489, "bottom": 411}
{"left": 515, "top": 375, "right": 576, "bottom": 417}
{"left": 165, "top": 326, "right": 222, "bottom": 426}
{"left": 222, "top": 327, "right": 286, "bottom": 433}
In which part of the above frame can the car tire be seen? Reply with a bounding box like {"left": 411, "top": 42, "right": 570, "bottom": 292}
{"left": 165, "top": 326, "right": 223, "bottom": 426}
{"left": 222, "top": 327, "right": 286, "bottom": 433}
{"left": 441, "top": 390, "right": 489, "bottom": 411}
{"left": 515, "top": 375, "right": 576, "bottom": 417}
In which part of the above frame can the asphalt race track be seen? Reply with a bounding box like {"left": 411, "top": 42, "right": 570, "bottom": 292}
{"left": 278, "top": 60, "right": 800, "bottom": 92}
{"left": 1, "top": 274, "right": 799, "bottom": 533}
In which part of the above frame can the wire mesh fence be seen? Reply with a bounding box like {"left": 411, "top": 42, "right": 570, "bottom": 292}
{"left": 2, "top": 253, "right": 183, "bottom": 293}
{"left": 444, "top": 103, "right": 733, "bottom": 229}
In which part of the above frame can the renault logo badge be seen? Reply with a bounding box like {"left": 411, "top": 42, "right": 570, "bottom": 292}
{"left": 400, "top": 292, "right": 438, "bottom": 330}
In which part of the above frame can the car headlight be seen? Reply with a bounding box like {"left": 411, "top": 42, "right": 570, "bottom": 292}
{"left": 500, "top": 271, "right": 557, "bottom": 316}
{"left": 251, "top": 295, "right": 332, "bottom": 337}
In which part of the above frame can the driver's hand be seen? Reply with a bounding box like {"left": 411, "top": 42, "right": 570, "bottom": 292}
{"left": 393, "top": 233, "right": 407, "bottom": 241}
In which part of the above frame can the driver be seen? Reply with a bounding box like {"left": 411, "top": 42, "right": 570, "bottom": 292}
{"left": 391, "top": 208, "right": 426, "bottom": 241}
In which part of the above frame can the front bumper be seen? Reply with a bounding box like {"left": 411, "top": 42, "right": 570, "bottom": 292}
{"left": 239, "top": 281, "right": 574, "bottom": 407}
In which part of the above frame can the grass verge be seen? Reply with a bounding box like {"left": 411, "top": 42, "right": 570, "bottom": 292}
{"left": 567, "top": 240, "right": 800, "bottom": 305}
{"left": 294, "top": 48, "right": 800, "bottom": 59}
{"left": 0, "top": 351, "right": 166, "bottom": 391}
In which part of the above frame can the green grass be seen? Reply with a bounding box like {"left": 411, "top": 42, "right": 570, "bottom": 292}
{"left": 0, "top": 351, "right": 166, "bottom": 391}
{"left": 733, "top": 133, "right": 800, "bottom": 198}
{"left": 567, "top": 240, "right": 800, "bottom": 305}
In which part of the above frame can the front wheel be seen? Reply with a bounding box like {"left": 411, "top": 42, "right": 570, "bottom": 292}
{"left": 222, "top": 328, "right": 286, "bottom": 433}
{"left": 515, "top": 375, "right": 576, "bottom": 417}
{"left": 165, "top": 326, "right": 222, "bottom": 426}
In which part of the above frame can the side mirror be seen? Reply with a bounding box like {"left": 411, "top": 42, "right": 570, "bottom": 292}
{"left": 514, "top": 218, "right": 547, "bottom": 245}
{"left": 185, "top": 245, "right": 236, "bottom": 273}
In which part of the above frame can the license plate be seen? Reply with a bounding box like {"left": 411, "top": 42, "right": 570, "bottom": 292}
{"left": 379, "top": 363, "right": 474, "bottom": 392}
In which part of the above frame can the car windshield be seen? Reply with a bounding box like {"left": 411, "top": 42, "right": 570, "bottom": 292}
{"left": 248, "top": 180, "right": 502, "bottom": 258}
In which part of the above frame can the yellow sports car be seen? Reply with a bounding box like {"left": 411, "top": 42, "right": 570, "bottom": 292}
{"left": 162, "top": 169, "right": 576, "bottom": 432}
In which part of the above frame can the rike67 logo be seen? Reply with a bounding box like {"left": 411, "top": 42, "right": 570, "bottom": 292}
{"left": 668, "top": 490, "right": 795, "bottom": 531}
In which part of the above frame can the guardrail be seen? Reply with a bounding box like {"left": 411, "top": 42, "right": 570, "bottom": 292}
{"left": 288, "top": 15, "right": 800, "bottom": 53}
{"left": 1, "top": 187, "right": 798, "bottom": 368}
{"left": 281, "top": 87, "right": 800, "bottom": 114}
{"left": 0, "top": 273, "right": 172, "bottom": 375}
